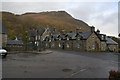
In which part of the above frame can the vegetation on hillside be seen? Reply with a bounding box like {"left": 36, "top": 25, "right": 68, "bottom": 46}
{"left": 1, "top": 11, "right": 90, "bottom": 42}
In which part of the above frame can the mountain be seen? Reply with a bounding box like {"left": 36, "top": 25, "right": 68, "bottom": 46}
{"left": 1, "top": 11, "right": 90, "bottom": 41}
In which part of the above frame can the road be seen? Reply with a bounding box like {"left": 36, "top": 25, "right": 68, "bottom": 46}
{"left": 2, "top": 49, "right": 119, "bottom": 78}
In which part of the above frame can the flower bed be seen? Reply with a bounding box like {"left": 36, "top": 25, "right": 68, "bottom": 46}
{"left": 109, "top": 70, "right": 120, "bottom": 80}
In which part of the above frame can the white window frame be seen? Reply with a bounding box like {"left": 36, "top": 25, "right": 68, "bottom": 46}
{"left": 92, "top": 44, "right": 95, "bottom": 50}
{"left": 67, "top": 37, "right": 69, "bottom": 40}
{"left": 101, "top": 35, "right": 104, "bottom": 40}
{"left": 77, "top": 43, "right": 80, "bottom": 48}
{"left": 59, "top": 43, "right": 61, "bottom": 47}
{"left": 67, "top": 44, "right": 69, "bottom": 48}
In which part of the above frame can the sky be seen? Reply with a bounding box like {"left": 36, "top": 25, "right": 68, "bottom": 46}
{"left": 1, "top": 0, "right": 119, "bottom": 37}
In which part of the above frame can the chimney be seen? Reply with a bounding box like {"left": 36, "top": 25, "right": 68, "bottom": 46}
{"left": 76, "top": 28, "right": 81, "bottom": 33}
{"left": 96, "top": 29, "right": 100, "bottom": 34}
{"left": 91, "top": 26, "right": 95, "bottom": 32}
{"left": 53, "top": 27, "right": 56, "bottom": 31}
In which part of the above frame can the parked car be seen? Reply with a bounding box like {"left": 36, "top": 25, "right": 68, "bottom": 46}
{"left": 0, "top": 46, "right": 7, "bottom": 57}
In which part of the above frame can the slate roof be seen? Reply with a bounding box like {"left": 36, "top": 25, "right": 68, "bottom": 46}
{"left": 37, "top": 28, "right": 45, "bottom": 36}
{"left": 58, "top": 34, "right": 66, "bottom": 40}
{"left": 29, "top": 30, "right": 36, "bottom": 37}
{"left": 66, "top": 32, "right": 76, "bottom": 39}
{"left": 0, "top": 20, "right": 7, "bottom": 34}
{"left": 78, "top": 32, "right": 92, "bottom": 39}
{"left": 50, "top": 28, "right": 57, "bottom": 35}
{"left": 106, "top": 38, "right": 118, "bottom": 45}
{"left": 7, "top": 40, "right": 23, "bottom": 45}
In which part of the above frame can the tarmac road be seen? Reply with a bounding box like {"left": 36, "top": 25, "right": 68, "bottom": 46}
{"left": 2, "top": 49, "right": 119, "bottom": 78}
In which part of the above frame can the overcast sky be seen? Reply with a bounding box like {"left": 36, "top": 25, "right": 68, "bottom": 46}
{"left": 1, "top": 0, "right": 119, "bottom": 37}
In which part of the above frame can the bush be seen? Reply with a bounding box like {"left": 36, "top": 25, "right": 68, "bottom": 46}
{"left": 109, "top": 70, "right": 120, "bottom": 80}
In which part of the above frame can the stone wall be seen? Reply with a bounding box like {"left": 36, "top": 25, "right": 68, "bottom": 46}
{"left": 6, "top": 45, "right": 24, "bottom": 51}
{"left": 1, "top": 34, "right": 7, "bottom": 47}
{"left": 107, "top": 44, "right": 118, "bottom": 52}
{"left": 86, "top": 32, "right": 101, "bottom": 51}
{"left": 100, "top": 41, "right": 107, "bottom": 51}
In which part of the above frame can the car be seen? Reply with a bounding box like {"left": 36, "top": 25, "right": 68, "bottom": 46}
{"left": 0, "top": 46, "right": 7, "bottom": 57}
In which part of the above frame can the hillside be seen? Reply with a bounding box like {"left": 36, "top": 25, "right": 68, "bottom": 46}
{"left": 1, "top": 11, "right": 90, "bottom": 41}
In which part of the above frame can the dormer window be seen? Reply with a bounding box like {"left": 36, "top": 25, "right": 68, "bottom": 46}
{"left": 59, "top": 38, "right": 61, "bottom": 40}
{"left": 67, "top": 37, "right": 69, "bottom": 40}
{"left": 78, "top": 37, "right": 80, "bottom": 40}
{"left": 92, "top": 36, "right": 94, "bottom": 39}
{"left": 49, "top": 39, "right": 51, "bottom": 42}
{"left": 101, "top": 35, "right": 104, "bottom": 40}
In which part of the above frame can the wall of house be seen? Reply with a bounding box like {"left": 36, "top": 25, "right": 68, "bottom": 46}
{"left": 86, "top": 32, "right": 101, "bottom": 51}
{"left": 107, "top": 44, "right": 118, "bottom": 52}
{"left": 6, "top": 45, "right": 24, "bottom": 51}
{"left": 1, "top": 34, "right": 7, "bottom": 47}
{"left": 100, "top": 41, "right": 107, "bottom": 51}
{"left": 41, "top": 29, "right": 50, "bottom": 41}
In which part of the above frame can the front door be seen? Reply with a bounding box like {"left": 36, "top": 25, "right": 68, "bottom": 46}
{"left": 95, "top": 41, "right": 99, "bottom": 51}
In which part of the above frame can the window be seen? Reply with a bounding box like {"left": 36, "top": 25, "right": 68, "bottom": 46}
{"left": 78, "top": 37, "right": 80, "bottom": 40}
{"left": 67, "top": 44, "right": 69, "bottom": 48}
{"left": 37, "top": 42, "right": 39, "bottom": 46}
{"left": 101, "top": 35, "right": 104, "bottom": 40}
{"left": 46, "top": 43, "right": 48, "bottom": 46}
{"left": 101, "top": 44, "right": 104, "bottom": 50}
{"left": 67, "top": 37, "right": 69, "bottom": 40}
{"left": 49, "top": 39, "right": 51, "bottom": 42}
{"left": 92, "top": 45, "right": 95, "bottom": 50}
{"left": 35, "top": 41, "right": 37, "bottom": 44}
{"left": 92, "top": 36, "right": 94, "bottom": 39}
{"left": 59, "top": 38, "right": 61, "bottom": 40}
{"left": 59, "top": 43, "right": 61, "bottom": 47}
{"left": 39, "top": 35, "right": 40, "bottom": 40}
{"left": 36, "top": 36, "right": 37, "bottom": 40}
{"left": 77, "top": 44, "right": 80, "bottom": 48}
{"left": 52, "top": 43, "right": 54, "bottom": 47}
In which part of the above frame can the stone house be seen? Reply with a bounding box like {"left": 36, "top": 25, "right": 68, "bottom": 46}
{"left": 29, "top": 26, "right": 118, "bottom": 52}
{"left": 6, "top": 39, "right": 23, "bottom": 51}
{"left": 44, "top": 26, "right": 118, "bottom": 52}
{"left": 0, "top": 20, "right": 7, "bottom": 48}
{"left": 106, "top": 38, "right": 118, "bottom": 52}
{"left": 29, "top": 27, "right": 52, "bottom": 51}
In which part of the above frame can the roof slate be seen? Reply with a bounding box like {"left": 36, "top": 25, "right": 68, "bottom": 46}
{"left": 29, "top": 30, "right": 36, "bottom": 37}
{"left": 7, "top": 40, "right": 23, "bottom": 45}
{"left": 78, "top": 32, "right": 92, "bottom": 39}
{"left": 37, "top": 28, "right": 45, "bottom": 36}
{"left": 106, "top": 38, "right": 118, "bottom": 45}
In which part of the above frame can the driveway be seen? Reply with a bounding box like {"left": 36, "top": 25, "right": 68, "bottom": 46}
{"left": 2, "top": 49, "right": 119, "bottom": 78}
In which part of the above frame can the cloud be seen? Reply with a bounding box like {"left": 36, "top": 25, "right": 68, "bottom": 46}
{"left": 1, "top": 2, "right": 118, "bottom": 37}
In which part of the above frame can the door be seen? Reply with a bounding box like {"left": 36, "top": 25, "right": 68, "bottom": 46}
{"left": 95, "top": 41, "right": 99, "bottom": 51}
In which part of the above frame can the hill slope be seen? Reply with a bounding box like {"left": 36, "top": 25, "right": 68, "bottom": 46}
{"left": 2, "top": 11, "right": 90, "bottom": 41}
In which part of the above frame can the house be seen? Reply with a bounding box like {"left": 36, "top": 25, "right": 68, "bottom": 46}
{"left": 44, "top": 26, "right": 118, "bottom": 52}
{"left": 29, "top": 28, "right": 51, "bottom": 51}
{"left": 6, "top": 39, "right": 23, "bottom": 51}
{"left": 0, "top": 20, "right": 8, "bottom": 48}
{"left": 106, "top": 38, "right": 118, "bottom": 52}
{"left": 29, "top": 29, "right": 36, "bottom": 50}
{"left": 29, "top": 26, "right": 118, "bottom": 52}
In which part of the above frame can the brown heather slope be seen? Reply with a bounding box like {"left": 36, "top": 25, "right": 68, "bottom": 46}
{"left": 1, "top": 11, "right": 90, "bottom": 41}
